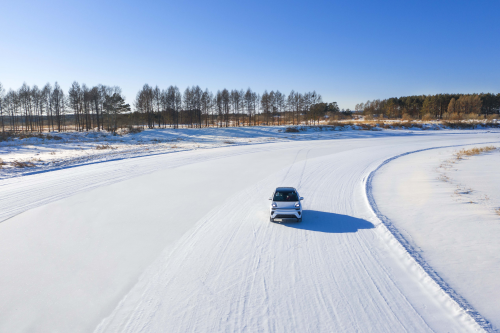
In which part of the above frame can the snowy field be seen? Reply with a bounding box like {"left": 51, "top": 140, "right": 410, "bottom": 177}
{"left": 0, "top": 126, "right": 352, "bottom": 179}
{"left": 373, "top": 145, "right": 500, "bottom": 329}
{"left": 1, "top": 125, "right": 496, "bottom": 180}
{"left": 1, "top": 127, "right": 500, "bottom": 332}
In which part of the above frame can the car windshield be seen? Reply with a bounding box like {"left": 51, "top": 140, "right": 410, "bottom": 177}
{"left": 273, "top": 191, "right": 298, "bottom": 202}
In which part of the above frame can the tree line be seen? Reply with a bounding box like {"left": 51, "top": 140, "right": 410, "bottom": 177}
{"left": 134, "top": 84, "right": 323, "bottom": 129}
{"left": 0, "top": 81, "right": 326, "bottom": 132}
{"left": 356, "top": 93, "right": 500, "bottom": 119}
{"left": 0, "top": 82, "right": 131, "bottom": 133}
{"left": 0, "top": 82, "right": 66, "bottom": 132}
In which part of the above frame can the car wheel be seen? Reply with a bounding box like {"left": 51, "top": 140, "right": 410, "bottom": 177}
{"left": 270, "top": 217, "right": 274, "bottom": 222}
{"left": 297, "top": 218, "right": 302, "bottom": 222}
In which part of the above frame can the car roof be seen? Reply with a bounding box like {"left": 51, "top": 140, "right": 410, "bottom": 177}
{"left": 275, "top": 187, "right": 296, "bottom": 192}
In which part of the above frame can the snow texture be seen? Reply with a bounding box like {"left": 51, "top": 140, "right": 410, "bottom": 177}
{"left": 0, "top": 127, "right": 499, "bottom": 332}
{"left": 372, "top": 145, "right": 500, "bottom": 331}
{"left": 2, "top": 125, "right": 496, "bottom": 180}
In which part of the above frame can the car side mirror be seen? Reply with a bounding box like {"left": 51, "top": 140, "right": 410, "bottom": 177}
{"left": 300, "top": 197, "right": 304, "bottom": 200}
{"left": 269, "top": 197, "right": 272, "bottom": 200}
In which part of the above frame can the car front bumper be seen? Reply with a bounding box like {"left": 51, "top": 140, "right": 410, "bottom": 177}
{"left": 270, "top": 209, "right": 302, "bottom": 222}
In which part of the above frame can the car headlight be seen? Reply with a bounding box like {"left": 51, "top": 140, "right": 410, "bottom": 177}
{"left": 272, "top": 202, "right": 277, "bottom": 208}
{"left": 295, "top": 202, "right": 300, "bottom": 209}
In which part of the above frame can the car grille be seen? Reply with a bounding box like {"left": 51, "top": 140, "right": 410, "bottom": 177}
{"left": 275, "top": 214, "right": 297, "bottom": 218}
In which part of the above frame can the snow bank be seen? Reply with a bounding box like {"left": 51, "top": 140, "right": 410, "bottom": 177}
{"left": 372, "top": 145, "right": 500, "bottom": 331}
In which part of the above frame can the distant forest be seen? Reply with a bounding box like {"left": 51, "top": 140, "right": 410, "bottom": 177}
{"left": 1, "top": 81, "right": 499, "bottom": 134}
{"left": 356, "top": 93, "right": 500, "bottom": 119}
{"left": 0, "top": 82, "right": 329, "bottom": 133}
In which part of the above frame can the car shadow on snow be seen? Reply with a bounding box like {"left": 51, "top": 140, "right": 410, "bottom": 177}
{"left": 281, "top": 210, "right": 374, "bottom": 233}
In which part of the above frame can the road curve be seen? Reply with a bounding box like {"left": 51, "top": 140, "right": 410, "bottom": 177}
{"left": 0, "top": 132, "right": 497, "bottom": 332}
{"left": 366, "top": 144, "right": 500, "bottom": 332}
{"left": 96, "top": 133, "right": 498, "bottom": 333}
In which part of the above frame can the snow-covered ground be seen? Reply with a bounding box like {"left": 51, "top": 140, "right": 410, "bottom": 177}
{"left": 2, "top": 125, "right": 495, "bottom": 180}
{"left": 1, "top": 127, "right": 500, "bottom": 332}
{"left": 0, "top": 126, "right": 352, "bottom": 178}
{"left": 373, "top": 145, "right": 500, "bottom": 330}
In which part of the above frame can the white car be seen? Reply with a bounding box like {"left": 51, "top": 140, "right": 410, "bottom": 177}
{"left": 269, "top": 187, "right": 304, "bottom": 223}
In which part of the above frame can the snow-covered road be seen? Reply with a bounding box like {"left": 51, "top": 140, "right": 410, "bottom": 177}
{"left": 1, "top": 130, "right": 499, "bottom": 332}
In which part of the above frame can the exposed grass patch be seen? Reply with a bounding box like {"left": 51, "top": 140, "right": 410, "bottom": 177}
{"left": 223, "top": 141, "right": 235, "bottom": 144}
{"left": 326, "top": 120, "right": 430, "bottom": 130}
{"left": 322, "top": 119, "right": 500, "bottom": 131}
{"left": 455, "top": 146, "right": 497, "bottom": 160}
{"left": 46, "top": 135, "right": 63, "bottom": 140}
{"left": 442, "top": 120, "right": 500, "bottom": 129}
{"left": 125, "top": 126, "right": 143, "bottom": 134}
{"left": 0, "top": 132, "right": 63, "bottom": 142}
{"left": 436, "top": 144, "right": 500, "bottom": 216}
{"left": 437, "top": 174, "right": 450, "bottom": 182}
{"left": 95, "top": 144, "right": 117, "bottom": 150}
{"left": 454, "top": 187, "right": 473, "bottom": 195}
{"left": 284, "top": 127, "right": 300, "bottom": 133}
{"left": 12, "top": 160, "right": 36, "bottom": 168}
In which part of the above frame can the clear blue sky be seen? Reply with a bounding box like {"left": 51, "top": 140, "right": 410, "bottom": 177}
{"left": 1, "top": 0, "right": 499, "bottom": 109}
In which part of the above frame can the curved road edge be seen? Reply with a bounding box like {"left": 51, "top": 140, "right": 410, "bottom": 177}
{"left": 365, "top": 142, "right": 500, "bottom": 333}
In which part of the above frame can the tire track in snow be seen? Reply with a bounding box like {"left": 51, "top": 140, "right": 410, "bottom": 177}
{"left": 280, "top": 148, "right": 303, "bottom": 183}
{"left": 270, "top": 150, "right": 433, "bottom": 331}
{"left": 296, "top": 149, "right": 310, "bottom": 189}
{"left": 3, "top": 133, "right": 496, "bottom": 332}
{"left": 365, "top": 141, "right": 500, "bottom": 332}
{"left": 0, "top": 142, "right": 311, "bottom": 224}
{"left": 96, "top": 146, "right": 439, "bottom": 332}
